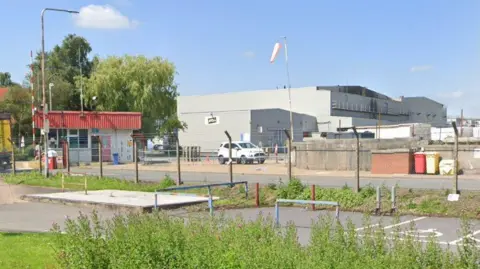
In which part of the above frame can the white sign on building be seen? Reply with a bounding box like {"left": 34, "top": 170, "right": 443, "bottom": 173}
{"left": 205, "top": 116, "right": 220, "bottom": 125}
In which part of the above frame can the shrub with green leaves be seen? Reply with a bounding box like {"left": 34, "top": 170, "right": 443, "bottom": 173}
{"left": 52, "top": 211, "right": 480, "bottom": 269}
{"left": 277, "top": 177, "right": 305, "bottom": 199}
{"left": 158, "top": 175, "right": 176, "bottom": 189}
{"left": 277, "top": 180, "right": 377, "bottom": 208}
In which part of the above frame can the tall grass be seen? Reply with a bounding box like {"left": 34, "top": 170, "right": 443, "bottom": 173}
{"left": 52, "top": 212, "right": 480, "bottom": 269}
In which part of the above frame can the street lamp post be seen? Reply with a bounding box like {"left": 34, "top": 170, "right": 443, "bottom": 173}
{"left": 41, "top": 8, "right": 79, "bottom": 177}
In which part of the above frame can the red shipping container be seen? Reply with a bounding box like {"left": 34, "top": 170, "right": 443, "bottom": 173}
{"left": 414, "top": 153, "right": 426, "bottom": 174}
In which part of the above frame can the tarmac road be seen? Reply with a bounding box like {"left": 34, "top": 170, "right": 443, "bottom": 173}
{"left": 0, "top": 203, "right": 478, "bottom": 249}
{"left": 70, "top": 167, "right": 480, "bottom": 190}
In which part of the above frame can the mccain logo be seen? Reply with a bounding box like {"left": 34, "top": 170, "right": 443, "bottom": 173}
{"left": 207, "top": 117, "right": 217, "bottom": 124}
{"left": 205, "top": 116, "right": 220, "bottom": 125}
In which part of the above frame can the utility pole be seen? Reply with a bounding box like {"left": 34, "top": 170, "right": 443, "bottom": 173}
{"left": 41, "top": 8, "right": 79, "bottom": 178}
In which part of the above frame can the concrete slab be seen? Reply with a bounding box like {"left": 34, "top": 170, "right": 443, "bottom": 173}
{"left": 22, "top": 190, "right": 219, "bottom": 212}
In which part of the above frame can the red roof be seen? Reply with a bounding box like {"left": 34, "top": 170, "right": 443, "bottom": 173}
{"left": 0, "top": 88, "right": 8, "bottom": 101}
{"left": 34, "top": 111, "right": 142, "bottom": 130}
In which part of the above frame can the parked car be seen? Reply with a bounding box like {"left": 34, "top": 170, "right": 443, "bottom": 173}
{"left": 217, "top": 141, "right": 266, "bottom": 165}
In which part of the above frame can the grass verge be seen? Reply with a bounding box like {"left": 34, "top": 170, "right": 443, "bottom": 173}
{"left": 3, "top": 173, "right": 480, "bottom": 218}
{"left": 0, "top": 232, "right": 57, "bottom": 268}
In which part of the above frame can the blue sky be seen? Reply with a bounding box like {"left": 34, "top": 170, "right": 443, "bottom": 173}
{"left": 1, "top": 0, "right": 479, "bottom": 116}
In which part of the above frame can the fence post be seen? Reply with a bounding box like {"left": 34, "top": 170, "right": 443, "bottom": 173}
{"left": 275, "top": 201, "right": 280, "bottom": 227}
{"left": 9, "top": 140, "right": 15, "bottom": 175}
{"left": 38, "top": 142, "right": 42, "bottom": 174}
{"left": 224, "top": 131, "right": 233, "bottom": 183}
{"left": 352, "top": 126, "right": 360, "bottom": 193}
{"left": 66, "top": 140, "right": 70, "bottom": 175}
{"left": 84, "top": 175, "right": 88, "bottom": 195}
{"left": 255, "top": 183, "right": 260, "bottom": 207}
{"left": 207, "top": 186, "right": 214, "bottom": 216}
{"left": 61, "top": 173, "right": 65, "bottom": 192}
{"left": 275, "top": 144, "right": 278, "bottom": 163}
{"left": 134, "top": 139, "right": 139, "bottom": 184}
{"left": 244, "top": 182, "right": 249, "bottom": 199}
{"left": 335, "top": 205, "right": 340, "bottom": 220}
{"left": 375, "top": 186, "right": 381, "bottom": 215}
{"left": 311, "top": 185, "right": 316, "bottom": 211}
{"left": 452, "top": 122, "right": 459, "bottom": 194}
{"left": 99, "top": 136, "right": 103, "bottom": 179}
{"left": 391, "top": 186, "right": 396, "bottom": 213}
{"left": 283, "top": 129, "right": 292, "bottom": 181}
{"left": 176, "top": 134, "right": 182, "bottom": 185}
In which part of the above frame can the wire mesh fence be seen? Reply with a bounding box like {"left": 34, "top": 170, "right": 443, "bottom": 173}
{"left": 5, "top": 124, "right": 480, "bottom": 191}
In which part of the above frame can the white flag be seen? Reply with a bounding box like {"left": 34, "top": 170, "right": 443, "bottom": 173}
{"left": 270, "top": 42, "right": 282, "bottom": 63}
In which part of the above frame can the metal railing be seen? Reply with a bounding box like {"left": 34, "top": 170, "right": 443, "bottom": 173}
{"left": 275, "top": 199, "right": 340, "bottom": 227}
{"left": 155, "top": 181, "right": 249, "bottom": 215}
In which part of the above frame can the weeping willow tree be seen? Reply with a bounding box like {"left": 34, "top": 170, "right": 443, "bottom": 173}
{"left": 81, "top": 55, "right": 185, "bottom": 135}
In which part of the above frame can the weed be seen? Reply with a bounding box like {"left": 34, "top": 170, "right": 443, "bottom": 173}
{"left": 158, "top": 175, "right": 176, "bottom": 189}
{"left": 50, "top": 211, "right": 480, "bottom": 269}
{"left": 267, "top": 183, "right": 277, "bottom": 190}
{"left": 277, "top": 177, "right": 305, "bottom": 199}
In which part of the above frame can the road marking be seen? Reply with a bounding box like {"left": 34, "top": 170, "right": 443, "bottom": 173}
{"left": 355, "top": 223, "right": 380, "bottom": 231}
{"left": 358, "top": 234, "right": 451, "bottom": 245}
{"left": 355, "top": 216, "right": 427, "bottom": 232}
{"left": 396, "top": 228, "right": 443, "bottom": 238}
{"left": 449, "top": 229, "right": 480, "bottom": 245}
{"left": 383, "top": 216, "right": 427, "bottom": 230}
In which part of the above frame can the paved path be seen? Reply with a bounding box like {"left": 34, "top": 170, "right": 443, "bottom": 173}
{"left": 223, "top": 207, "right": 480, "bottom": 247}
{"left": 71, "top": 167, "right": 480, "bottom": 190}
{"left": 0, "top": 202, "right": 119, "bottom": 233}
{"left": 0, "top": 202, "right": 478, "bottom": 249}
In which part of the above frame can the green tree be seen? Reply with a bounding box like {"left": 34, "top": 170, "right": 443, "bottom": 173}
{"left": 0, "top": 72, "right": 14, "bottom": 86}
{"left": 25, "top": 34, "right": 93, "bottom": 110}
{"left": 0, "top": 72, "right": 12, "bottom": 86}
{"left": 0, "top": 86, "right": 32, "bottom": 140}
{"left": 82, "top": 55, "right": 185, "bottom": 134}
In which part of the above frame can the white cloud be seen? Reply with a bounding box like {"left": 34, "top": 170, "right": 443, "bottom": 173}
{"left": 438, "top": 90, "right": 464, "bottom": 99}
{"left": 410, "top": 65, "right": 433, "bottom": 72}
{"left": 243, "top": 51, "right": 255, "bottom": 59}
{"left": 73, "top": 5, "right": 139, "bottom": 29}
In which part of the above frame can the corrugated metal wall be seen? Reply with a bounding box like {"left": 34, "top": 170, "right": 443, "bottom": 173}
{"left": 34, "top": 111, "right": 142, "bottom": 130}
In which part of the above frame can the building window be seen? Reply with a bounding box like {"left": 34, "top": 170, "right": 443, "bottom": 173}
{"left": 68, "top": 129, "right": 88, "bottom": 148}
{"left": 48, "top": 129, "right": 59, "bottom": 148}
{"left": 79, "top": 129, "right": 88, "bottom": 148}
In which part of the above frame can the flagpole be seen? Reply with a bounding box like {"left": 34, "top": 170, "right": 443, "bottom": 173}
{"left": 282, "top": 36, "right": 294, "bottom": 142}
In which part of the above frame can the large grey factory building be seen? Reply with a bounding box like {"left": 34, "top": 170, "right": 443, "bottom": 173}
{"left": 177, "top": 86, "right": 447, "bottom": 151}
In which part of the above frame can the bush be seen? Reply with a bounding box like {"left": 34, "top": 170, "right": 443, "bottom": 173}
{"left": 52, "top": 211, "right": 479, "bottom": 269}
{"left": 277, "top": 177, "right": 305, "bottom": 199}
{"left": 277, "top": 180, "right": 376, "bottom": 209}
{"left": 158, "top": 175, "right": 176, "bottom": 189}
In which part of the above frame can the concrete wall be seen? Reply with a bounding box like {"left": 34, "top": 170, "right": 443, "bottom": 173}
{"left": 250, "top": 109, "right": 317, "bottom": 148}
{"left": 329, "top": 90, "right": 408, "bottom": 122}
{"left": 177, "top": 86, "right": 331, "bottom": 119}
{"left": 402, "top": 97, "right": 446, "bottom": 126}
{"left": 355, "top": 123, "right": 431, "bottom": 140}
{"left": 178, "top": 108, "right": 318, "bottom": 151}
{"left": 294, "top": 137, "right": 480, "bottom": 173}
{"left": 422, "top": 144, "right": 480, "bottom": 174}
{"left": 178, "top": 110, "right": 250, "bottom": 151}
{"left": 294, "top": 138, "right": 420, "bottom": 171}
